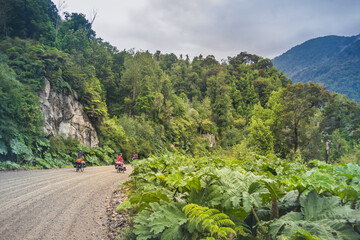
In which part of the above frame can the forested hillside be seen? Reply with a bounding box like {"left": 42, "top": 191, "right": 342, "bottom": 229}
{"left": 0, "top": 0, "right": 360, "bottom": 170}
{"left": 273, "top": 34, "right": 360, "bottom": 103}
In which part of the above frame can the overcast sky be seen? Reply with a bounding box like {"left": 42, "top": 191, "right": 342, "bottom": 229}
{"left": 58, "top": 0, "right": 360, "bottom": 60}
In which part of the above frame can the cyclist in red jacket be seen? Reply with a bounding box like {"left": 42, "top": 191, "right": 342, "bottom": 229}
{"left": 116, "top": 153, "right": 123, "bottom": 164}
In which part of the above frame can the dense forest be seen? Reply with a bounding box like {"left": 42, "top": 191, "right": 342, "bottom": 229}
{"left": 273, "top": 34, "right": 360, "bottom": 103}
{"left": 1, "top": 0, "right": 359, "bottom": 170}
{"left": 0, "top": 1, "right": 360, "bottom": 239}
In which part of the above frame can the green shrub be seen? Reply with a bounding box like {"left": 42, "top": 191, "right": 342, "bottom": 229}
{"left": 0, "top": 161, "right": 20, "bottom": 170}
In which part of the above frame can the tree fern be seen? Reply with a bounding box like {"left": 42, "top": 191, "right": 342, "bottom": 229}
{"left": 216, "top": 168, "right": 247, "bottom": 209}
{"left": 183, "top": 203, "right": 237, "bottom": 239}
{"left": 217, "top": 169, "right": 269, "bottom": 212}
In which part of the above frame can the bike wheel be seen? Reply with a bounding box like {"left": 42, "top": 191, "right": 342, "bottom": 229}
{"left": 81, "top": 163, "right": 84, "bottom": 172}
{"left": 76, "top": 165, "right": 79, "bottom": 172}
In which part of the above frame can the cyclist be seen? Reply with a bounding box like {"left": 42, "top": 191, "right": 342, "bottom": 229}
{"left": 132, "top": 152, "right": 137, "bottom": 161}
{"left": 117, "top": 153, "right": 123, "bottom": 164}
{"left": 77, "top": 149, "right": 84, "bottom": 160}
{"left": 75, "top": 149, "right": 85, "bottom": 168}
{"left": 115, "top": 153, "right": 123, "bottom": 170}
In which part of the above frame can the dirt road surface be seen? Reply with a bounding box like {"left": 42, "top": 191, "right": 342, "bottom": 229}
{"left": 0, "top": 165, "right": 132, "bottom": 240}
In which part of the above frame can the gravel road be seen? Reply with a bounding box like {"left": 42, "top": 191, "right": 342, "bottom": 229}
{"left": 0, "top": 165, "right": 132, "bottom": 240}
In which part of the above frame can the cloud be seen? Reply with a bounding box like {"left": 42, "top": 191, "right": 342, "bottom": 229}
{"left": 61, "top": 0, "right": 360, "bottom": 60}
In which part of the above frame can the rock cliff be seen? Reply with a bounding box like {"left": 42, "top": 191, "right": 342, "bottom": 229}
{"left": 38, "top": 78, "right": 99, "bottom": 147}
{"left": 203, "top": 133, "right": 216, "bottom": 148}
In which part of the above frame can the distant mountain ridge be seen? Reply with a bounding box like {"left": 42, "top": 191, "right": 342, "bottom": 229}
{"left": 273, "top": 34, "right": 360, "bottom": 102}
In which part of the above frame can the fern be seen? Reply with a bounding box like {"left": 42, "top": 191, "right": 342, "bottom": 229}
{"left": 183, "top": 203, "right": 236, "bottom": 239}
{"left": 216, "top": 168, "right": 247, "bottom": 209}
{"left": 217, "top": 169, "right": 269, "bottom": 212}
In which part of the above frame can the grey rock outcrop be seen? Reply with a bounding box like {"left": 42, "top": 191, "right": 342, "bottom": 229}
{"left": 203, "top": 133, "right": 216, "bottom": 148}
{"left": 38, "top": 78, "right": 99, "bottom": 147}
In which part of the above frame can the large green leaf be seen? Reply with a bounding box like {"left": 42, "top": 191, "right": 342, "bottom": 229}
{"left": 129, "top": 189, "right": 170, "bottom": 211}
{"left": 334, "top": 163, "right": 360, "bottom": 182}
{"left": 188, "top": 179, "right": 222, "bottom": 208}
{"left": 300, "top": 191, "right": 340, "bottom": 221}
{"left": 270, "top": 190, "right": 360, "bottom": 240}
{"left": 0, "top": 140, "right": 7, "bottom": 155}
{"left": 303, "top": 169, "right": 335, "bottom": 193}
{"left": 134, "top": 202, "right": 187, "bottom": 240}
{"left": 149, "top": 202, "right": 187, "bottom": 236}
{"left": 10, "top": 138, "right": 31, "bottom": 156}
{"left": 133, "top": 210, "right": 154, "bottom": 240}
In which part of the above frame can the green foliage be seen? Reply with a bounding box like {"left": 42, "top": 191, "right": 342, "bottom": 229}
{"left": 283, "top": 168, "right": 336, "bottom": 202}
{"left": 126, "top": 154, "right": 360, "bottom": 239}
{"left": 133, "top": 202, "right": 188, "bottom": 240}
{"left": 0, "top": 160, "right": 20, "bottom": 170}
{"left": 334, "top": 162, "right": 360, "bottom": 181}
{"left": 291, "top": 229, "right": 325, "bottom": 240}
{"left": 0, "top": 0, "right": 57, "bottom": 43}
{"left": 0, "top": 58, "right": 43, "bottom": 163}
{"left": 183, "top": 203, "right": 237, "bottom": 239}
{"left": 2, "top": 32, "right": 358, "bottom": 168}
{"left": 248, "top": 115, "right": 274, "bottom": 155}
{"left": 270, "top": 190, "right": 360, "bottom": 240}
{"left": 0, "top": 140, "right": 7, "bottom": 155}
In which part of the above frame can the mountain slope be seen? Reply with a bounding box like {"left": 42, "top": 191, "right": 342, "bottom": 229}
{"left": 273, "top": 34, "right": 360, "bottom": 102}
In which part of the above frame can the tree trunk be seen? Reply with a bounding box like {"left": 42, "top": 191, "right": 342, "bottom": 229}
{"left": 325, "top": 140, "right": 329, "bottom": 163}
{"left": 294, "top": 123, "right": 298, "bottom": 152}
{"left": 270, "top": 197, "right": 279, "bottom": 220}
{"left": 351, "top": 199, "right": 357, "bottom": 209}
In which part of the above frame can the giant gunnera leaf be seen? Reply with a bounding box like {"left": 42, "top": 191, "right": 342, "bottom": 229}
{"left": 134, "top": 202, "right": 188, "bottom": 240}
{"left": 270, "top": 190, "right": 360, "bottom": 240}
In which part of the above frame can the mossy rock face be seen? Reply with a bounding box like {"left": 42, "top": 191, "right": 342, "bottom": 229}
{"left": 39, "top": 78, "right": 99, "bottom": 147}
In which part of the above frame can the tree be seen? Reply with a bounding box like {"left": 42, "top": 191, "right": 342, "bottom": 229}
{"left": 0, "top": 0, "right": 58, "bottom": 43}
{"left": 119, "top": 51, "right": 164, "bottom": 118}
{"left": 206, "top": 71, "right": 234, "bottom": 132}
{"left": 282, "top": 82, "right": 330, "bottom": 153}
{"left": 228, "top": 52, "right": 261, "bottom": 66}
{"left": 0, "top": 60, "right": 43, "bottom": 162}
{"left": 248, "top": 118, "right": 274, "bottom": 155}
{"left": 62, "top": 12, "right": 95, "bottom": 39}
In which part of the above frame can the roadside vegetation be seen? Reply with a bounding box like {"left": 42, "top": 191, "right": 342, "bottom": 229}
{"left": 118, "top": 153, "right": 360, "bottom": 239}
